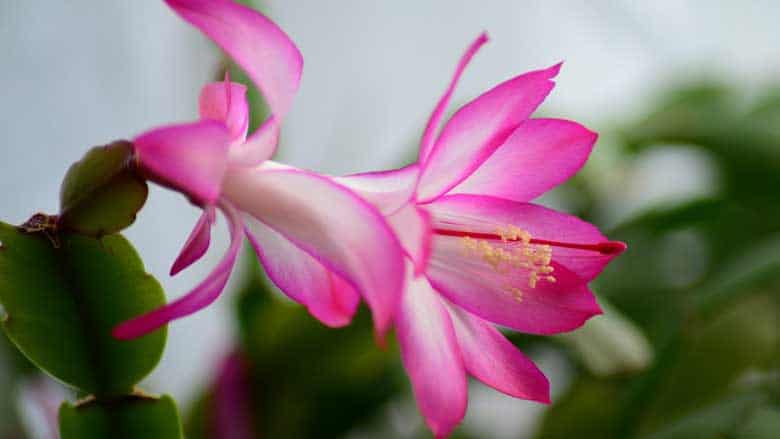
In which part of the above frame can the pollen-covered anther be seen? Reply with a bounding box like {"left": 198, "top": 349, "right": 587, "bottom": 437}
{"left": 506, "top": 286, "right": 524, "bottom": 302}
{"left": 461, "top": 225, "right": 557, "bottom": 290}
{"left": 497, "top": 225, "right": 531, "bottom": 244}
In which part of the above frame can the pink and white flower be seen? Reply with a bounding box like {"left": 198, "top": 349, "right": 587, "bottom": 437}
{"left": 113, "top": 0, "right": 404, "bottom": 339}
{"left": 337, "top": 33, "right": 626, "bottom": 437}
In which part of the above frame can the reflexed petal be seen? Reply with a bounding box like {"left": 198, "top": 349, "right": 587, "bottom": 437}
{"left": 222, "top": 167, "right": 405, "bottom": 335}
{"left": 397, "top": 272, "right": 467, "bottom": 438}
{"left": 448, "top": 119, "right": 597, "bottom": 202}
{"left": 445, "top": 303, "right": 550, "bottom": 402}
{"left": 166, "top": 0, "right": 302, "bottom": 118}
{"left": 170, "top": 206, "right": 217, "bottom": 276}
{"left": 134, "top": 120, "right": 231, "bottom": 204}
{"left": 166, "top": 0, "right": 303, "bottom": 163}
{"left": 228, "top": 116, "right": 280, "bottom": 166}
{"left": 244, "top": 216, "right": 359, "bottom": 327}
{"left": 387, "top": 203, "right": 432, "bottom": 274}
{"left": 419, "top": 33, "right": 489, "bottom": 163}
{"left": 428, "top": 194, "right": 624, "bottom": 281}
{"left": 113, "top": 200, "right": 243, "bottom": 339}
{"left": 417, "top": 63, "right": 562, "bottom": 202}
{"left": 199, "top": 81, "right": 250, "bottom": 141}
{"left": 335, "top": 164, "right": 419, "bottom": 215}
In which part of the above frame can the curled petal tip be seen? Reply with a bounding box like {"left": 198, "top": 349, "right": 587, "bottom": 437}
{"left": 418, "top": 31, "right": 491, "bottom": 163}
{"left": 373, "top": 315, "right": 396, "bottom": 347}
{"left": 169, "top": 262, "right": 187, "bottom": 277}
{"left": 374, "top": 330, "right": 388, "bottom": 350}
{"left": 583, "top": 126, "right": 599, "bottom": 142}
{"left": 242, "top": 218, "right": 361, "bottom": 328}
{"left": 534, "top": 373, "right": 552, "bottom": 404}
{"left": 430, "top": 422, "right": 459, "bottom": 439}
{"left": 599, "top": 240, "right": 627, "bottom": 255}
{"left": 165, "top": 0, "right": 302, "bottom": 117}
{"left": 113, "top": 201, "right": 243, "bottom": 340}
{"left": 591, "top": 299, "right": 604, "bottom": 317}
{"left": 169, "top": 207, "right": 216, "bottom": 276}
{"left": 112, "top": 326, "right": 133, "bottom": 341}
{"left": 112, "top": 321, "right": 158, "bottom": 341}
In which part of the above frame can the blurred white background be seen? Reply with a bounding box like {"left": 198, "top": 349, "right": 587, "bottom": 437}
{"left": 1, "top": 1, "right": 779, "bottom": 434}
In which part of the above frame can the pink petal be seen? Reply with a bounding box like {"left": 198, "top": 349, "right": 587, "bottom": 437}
{"left": 387, "top": 203, "right": 432, "bottom": 274}
{"left": 419, "top": 32, "right": 489, "bottom": 163}
{"left": 416, "top": 63, "right": 562, "bottom": 202}
{"left": 170, "top": 206, "right": 217, "bottom": 276}
{"left": 334, "top": 164, "right": 420, "bottom": 215}
{"left": 421, "top": 195, "right": 626, "bottom": 334}
{"left": 445, "top": 303, "right": 550, "bottom": 402}
{"left": 166, "top": 0, "right": 303, "bottom": 163}
{"left": 221, "top": 167, "right": 405, "bottom": 336}
{"left": 228, "top": 116, "right": 280, "bottom": 166}
{"left": 427, "top": 242, "right": 601, "bottom": 335}
{"left": 397, "top": 271, "right": 467, "bottom": 438}
{"left": 166, "top": 0, "right": 302, "bottom": 118}
{"left": 244, "top": 216, "right": 359, "bottom": 327}
{"left": 133, "top": 120, "right": 231, "bottom": 205}
{"left": 113, "top": 200, "right": 243, "bottom": 339}
{"left": 199, "top": 81, "right": 250, "bottom": 141}
{"left": 448, "top": 118, "right": 598, "bottom": 202}
{"left": 428, "top": 194, "right": 625, "bottom": 281}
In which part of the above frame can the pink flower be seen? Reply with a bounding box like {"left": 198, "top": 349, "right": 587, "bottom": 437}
{"left": 337, "top": 33, "right": 626, "bottom": 437}
{"left": 113, "top": 0, "right": 404, "bottom": 339}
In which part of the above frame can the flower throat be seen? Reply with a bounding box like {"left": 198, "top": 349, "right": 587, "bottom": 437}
{"left": 435, "top": 225, "right": 625, "bottom": 301}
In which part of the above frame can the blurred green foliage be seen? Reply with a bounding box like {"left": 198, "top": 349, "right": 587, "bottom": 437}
{"left": 186, "top": 254, "right": 406, "bottom": 438}
{"left": 536, "top": 83, "right": 780, "bottom": 439}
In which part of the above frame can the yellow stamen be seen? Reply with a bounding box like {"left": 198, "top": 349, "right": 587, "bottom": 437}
{"left": 506, "top": 286, "right": 524, "bottom": 302}
{"left": 460, "top": 226, "right": 557, "bottom": 301}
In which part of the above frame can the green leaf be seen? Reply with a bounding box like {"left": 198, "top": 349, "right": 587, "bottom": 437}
{"left": 642, "top": 393, "right": 765, "bottom": 439}
{"left": 0, "top": 222, "right": 166, "bottom": 396}
{"left": 622, "top": 84, "right": 780, "bottom": 214}
{"left": 632, "top": 294, "right": 778, "bottom": 435}
{"left": 736, "top": 406, "right": 780, "bottom": 439}
{"left": 59, "top": 141, "right": 147, "bottom": 236}
{"left": 535, "top": 376, "right": 624, "bottom": 439}
{"left": 59, "top": 394, "right": 183, "bottom": 439}
{"left": 238, "top": 287, "right": 403, "bottom": 439}
{"left": 694, "top": 234, "right": 780, "bottom": 318}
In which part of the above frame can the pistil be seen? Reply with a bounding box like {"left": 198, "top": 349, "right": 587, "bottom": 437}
{"left": 442, "top": 225, "right": 625, "bottom": 302}
{"left": 435, "top": 228, "right": 626, "bottom": 255}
